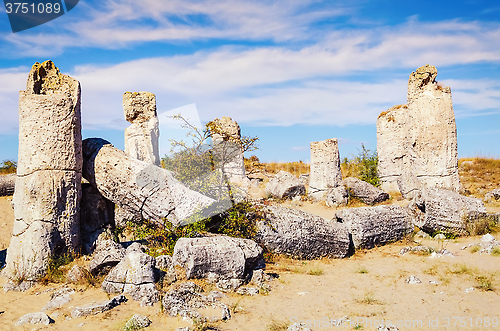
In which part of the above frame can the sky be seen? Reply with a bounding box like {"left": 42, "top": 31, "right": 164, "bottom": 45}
{"left": 0, "top": 0, "right": 500, "bottom": 163}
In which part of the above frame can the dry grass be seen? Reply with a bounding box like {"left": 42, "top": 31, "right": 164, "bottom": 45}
{"left": 459, "top": 157, "right": 500, "bottom": 198}
{"left": 260, "top": 161, "right": 310, "bottom": 177}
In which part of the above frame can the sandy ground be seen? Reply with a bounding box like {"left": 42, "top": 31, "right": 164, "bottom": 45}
{"left": 1, "top": 195, "right": 500, "bottom": 331}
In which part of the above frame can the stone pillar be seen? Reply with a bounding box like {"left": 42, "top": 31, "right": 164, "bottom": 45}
{"left": 3, "top": 61, "right": 82, "bottom": 289}
{"left": 308, "top": 138, "right": 342, "bottom": 201}
{"left": 209, "top": 117, "right": 247, "bottom": 184}
{"left": 123, "top": 92, "right": 160, "bottom": 166}
{"left": 377, "top": 65, "right": 459, "bottom": 194}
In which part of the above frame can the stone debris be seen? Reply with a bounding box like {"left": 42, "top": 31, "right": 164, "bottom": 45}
{"left": 173, "top": 235, "right": 265, "bottom": 281}
{"left": 429, "top": 250, "right": 454, "bottom": 258}
{"left": 66, "top": 265, "right": 86, "bottom": 284}
{"left": 342, "top": 177, "right": 389, "bottom": 205}
{"left": 4, "top": 60, "right": 82, "bottom": 289}
{"left": 482, "top": 233, "right": 495, "bottom": 242}
{"left": 236, "top": 286, "right": 260, "bottom": 296}
{"left": 162, "top": 281, "right": 231, "bottom": 323}
{"left": 485, "top": 189, "right": 500, "bottom": 203}
{"left": 334, "top": 205, "right": 413, "bottom": 249}
{"left": 429, "top": 280, "right": 439, "bottom": 285}
{"left": 397, "top": 171, "right": 421, "bottom": 200}
{"left": 407, "top": 188, "right": 487, "bottom": 236}
{"left": 0, "top": 174, "right": 15, "bottom": 196}
{"left": 89, "top": 239, "right": 126, "bottom": 275}
{"left": 123, "top": 314, "right": 151, "bottom": 330}
{"left": 82, "top": 138, "right": 215, "bottom": 226}
{"left": 399, "top": 246, "right": 434, "bottom": 256}
{"left": 308, "top": 138, "right": 342, "bottom": 201}
{"left": 265, "top": 170, "right": 305, "bottom": 199}
{"left": 15, "top": 312, "right": 53, "bottom": 326}
{"left": 80, "top": 183, "right": 115, "bottom": 255}
{"left": 288, "top": 322, "right": 313, "bottom": 331}
{"left": 405, "top": 275, "right": 422, "bottom": 284}
{"left": 71, "top": 294, "right": 127, "bottom": 318}
{"left": 215, "top": 278, "right": 244, "bottom": 292}
{"left": 255, "top": 204, "right": 350, "bottom": 259}
{"left": 155, "top": 255, "right": 172, "bottom": 271}
{"left": 102, "top": 243, "right": 159, "bottom": 306}
{"left": 325, "top": 186, "right": 349, "bottom": 207}
{"left": 461, "top": 235, "right": 500, "bottom": 254}
{"left": 465, "top": 287, "right": 475, "bottom": 293}
{"left": 377, "top": 65, "right": 459, "bottom": 193}
{"left": 123, "top": 92, "right": 160, "bottom": 166}
{"left": 42, "top": 287, "right": 75, "bottom": 311}
{"left": 377, "top": 325, "right": 399, "bottom": 331}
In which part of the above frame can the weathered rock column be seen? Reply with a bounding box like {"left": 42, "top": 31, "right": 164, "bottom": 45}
{"left": 209, "top": 117, "right": 247, "bottom": 184}
{"left": 123, "top": 92, "right": 160, "bottom": 166}
{"left": 308, "top": 138, "right": 342, "bottom": 201}
{"left": 377, "top": 65, "right": 459, "bottom": 193}
{"left": 3, "top": 61, "right": 82, "bottom": 288}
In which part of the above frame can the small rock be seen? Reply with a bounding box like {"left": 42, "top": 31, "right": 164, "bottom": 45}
{"left": 124, "top": 314, "right": 151, "bottom": 330}
{"left": 71, "top": 295, "right": 127, "bottom": 318}
{"left": 42, "top": 287, "right": 75, "bottom": 311}
{"left": 429, "top": 280, "right": 439, "bottom": 285}
{"left": 236, "top": 287, "right": 259, "bottom": 296}
{"left": 377, "top": 325, "right": 399, "bottom": 331}
{"left": 288, "top": 322, "right": 313, "bottom": 331}
{"left": 67, "top": 265, "right": 86, "bottom": 283}
{"left": 465, "top": 287, "right": 474, "bottom": 293}
{"left": 216, "top": 279, "right": 243, "bottom": 292}
{"left": 482, "top": 233, "right": 495, "bottom": 243}
{"left": 405, "top": 275, "right": 422, "bottom": 284}
{"left": 15, "top": 312, "right": 53, "bottom": 326}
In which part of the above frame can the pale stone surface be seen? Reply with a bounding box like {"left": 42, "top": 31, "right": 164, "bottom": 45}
{"left": 397, "top": 171, "right": 422, "bottom": 200}
{"left": 325, "top": 186, "right": 349, "bottom": 207}
{"left": 4, "top": 61, "right": 82, "bottom": 288}
{"left": 342, "top": 177, "right": 389, "bottom": 205}
{"left": 408, "top": 188, "right": 487, "bottom": 235}
{"left": 485, "top": 189, "right": 500, "bottom": 203}
{"left": 89, "top": 239, "right": 125, "bottom": 275}
{"left": 209, "top": 117, "right": 247, "bottom": 184}
{"left": 0, "top": 174, "right": 15, "bottom": 196}
{"left": 265, "top": 170, "right": 305, "bottom": 199}
{"left": 173, "top": 235, "right": 265, "bottom": 280}
{"left": 334, "top": 205, "right": 413, "bottom": 249}
{"left": 71, "top": 294, "right": 127, "bottom": 318}
{"left": 123, "top": 91, "right": 157, "bottom": 124}
{"left": 67, "top": 265, "right": 85, "bottom": 283}
{"left": 81, "top": 183, "right": 115, "bottom": 254}
{"left": 377, "top": 65, "right": 459, "bottom": 193}
{"left": 255, "top": 204, "right": 350, "bottom": 259}
{"left": 82, "top": 138, "right": 215, "bottom": 226}
{"left": 15, "top": 312, "right": 53, "bottom": 326}
{"left": 102, "top": 243, "right": 159, "bottom": 306}
{"left": 42, "top": 287, "right": 74, "bottom": 311}
{"left": 308, "top": 138, "right": 342, "bottom": 201}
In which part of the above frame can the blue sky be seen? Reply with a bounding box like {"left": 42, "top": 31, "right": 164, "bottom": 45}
{"left": 1, "top": 0, "right": 500, "bottom": 163}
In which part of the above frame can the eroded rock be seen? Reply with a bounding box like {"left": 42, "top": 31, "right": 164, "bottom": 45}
{"left": 343, "top": 177, "right": 389, "bottom": 205}
{"left": 265, "top": 171, "right": 305, "bottom": 199}
{"left": 308, "top": 138, "right": 342, "bottom": 201}
{"left": 71, "top": 294, "right": 127, "bottom": 318}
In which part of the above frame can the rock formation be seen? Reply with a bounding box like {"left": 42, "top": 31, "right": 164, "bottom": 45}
{"left": 82, "top": 138, "right": 215, "bottom": 226}
{"left": 308, "top": 138, "right": 342, "bottom": 200}
{"left": 265, "top": 170, "right": 305, "bottom": 199}
{"left": 377, "top": 65, "right": 459, "bottom": 194}
{"left": 3, "top": 61, "right": 82, "bottom": 289}
{"left": 342, "top": 177, "right": 389, "bottom": 205}
{"left": 208, "top": 117, "right": 247, "bottom": 184}
{"left": 123, "top": 91, "right": 160, "bottom": 166}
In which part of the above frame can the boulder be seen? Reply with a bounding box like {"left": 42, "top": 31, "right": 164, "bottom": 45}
{"left": 123, "top": 91, "right": 160, "bottom": 166}
{"left": 88, "top": 239, "right": 125, "bottom": 275}
{"left": 162, "top": 281, "right": 231, "bottom": 322}
{"left": 71, "top": 294, "right": 127, "bottom": 318}
{"left": 81, "top": 183, "right": 115, "bottom": 254}
{"left": 254, "top": 204, "right": 350, "bottom": 259}
{"left": 172, "top": 235, "right": 265, "bottom": 281}
{"left": 4, "top": 60, "right": 82, "bottom": 288}
{"left": 66, "top": 265, "right": 85, "bottom": 284}
{"left": 102, "top": 243, "right": 159, "bottom": 306}
{"left": 0, "top": 174, "right": 15, "bottom": 196}
{"left": 308, "top": 138, "right": 342, "bottom": 201}
{"left": 408, "top": 188, "right": 487, "bottom": 235}
{"left": 343, "top": 177, "right": 389, "bottom": 205}
{"left": 334, "top": 205, "right": 413, "bottom": 249}
{"left": 42, "top": 287, "right": 74, "bottom": 311}
{"left": 325, "top": 186, "right": 349, "bottom": 207}
{"left": 15, "top": 312, "right": 53, "bottom": 326}
{"left": 82, "top": 138, "right": 215, "bottom": 226}
{"left": 377, "top": 65, "right": 459, "bottom": 193}
{"left": 265, "top": 171, "right": 305, "bottom": 199}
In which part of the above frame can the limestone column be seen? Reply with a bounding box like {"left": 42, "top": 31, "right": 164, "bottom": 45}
{"left": 123, "top": 92, "right": 160, "bottom": 166}
{"left": 308, "top": 138, "right": 342, "bottom": 200}
{"left": 3, "top": 61, "right": 82, "bottom": 289}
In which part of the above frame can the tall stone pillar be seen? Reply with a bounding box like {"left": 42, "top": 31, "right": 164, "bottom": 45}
{"left": 308, "top": 138, "right": 342, "bottom": 201}
{"left": 123, "top": 92, "right": 160, "bottom": 166}
{"left": 377, "top": 65, "right": 459, "bottom": 193}
{"left": 3, "top": 61, "right": 82, "bottom": 289}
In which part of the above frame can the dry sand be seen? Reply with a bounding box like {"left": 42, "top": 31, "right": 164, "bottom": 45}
{"left": 1, "top": 195, "right": 499, "bottom": 331}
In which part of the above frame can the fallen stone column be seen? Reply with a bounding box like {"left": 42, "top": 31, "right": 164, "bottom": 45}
{"left": 0, "top": 174, "right": 15, "bottom": 196}
{"left": 3, "top": 61, "right": 82, "bottom": 289}
{"left": 82, "top": 138, "right": 215, "bottom": 226}
{"left": 308, "top": 138, "right": 342, "bottom": 201}
{"left": 342, "top": 177, "right": 389, "bottom": 205}
{"left": 123, "top": 91, "right": 160, "bottom": 166}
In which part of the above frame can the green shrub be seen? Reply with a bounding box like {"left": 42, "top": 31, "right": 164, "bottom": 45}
{"left": 341, "top": 144, "right": 379, "bottom": 187}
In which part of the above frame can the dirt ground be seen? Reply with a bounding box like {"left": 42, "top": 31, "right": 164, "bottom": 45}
{"left": 1, "top": 195, "right": 500, "bottom": 331}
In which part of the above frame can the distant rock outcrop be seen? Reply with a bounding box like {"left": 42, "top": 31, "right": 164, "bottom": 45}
{"left": 377, "top": 65, "right": 459, "bottom": 195}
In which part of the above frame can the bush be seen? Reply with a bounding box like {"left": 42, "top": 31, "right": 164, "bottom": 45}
{"left": 0, "top": 160, "right": 16, "bottom": 174}
{"left": 341, "top": 144, "right": 379, "bottom": 187}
